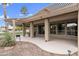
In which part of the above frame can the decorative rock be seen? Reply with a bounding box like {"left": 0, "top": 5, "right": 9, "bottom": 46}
{"left": 4, "top": 46, "right": 14, "bottom": 50}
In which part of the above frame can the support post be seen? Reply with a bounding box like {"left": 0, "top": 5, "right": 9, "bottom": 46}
{"left": 36, "top": 25, "right": 38, "bottom": 36}
{"left": 56, "top": 25, "right": 58, "bottom": 34}
{"left": 65, "top": 23, "right": 67, "bottom": 35}
{"left": 12, "top": 20, "right": 16, "bottom": 40}
{"left": 78, "top": 8, "right": 79, "bottom": 56}
{"left": 22, "top": 23, "right": 26, "bottom": 37}
{"left": 44, "top": 19, "right": 49, "bottom": 42}
{"left": 30, "top": 22, "right": 34, "bottom": 38}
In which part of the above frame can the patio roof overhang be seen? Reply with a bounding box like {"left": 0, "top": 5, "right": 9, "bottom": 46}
{"left": 6, "top": 3, "right": 79, "bottom": 24}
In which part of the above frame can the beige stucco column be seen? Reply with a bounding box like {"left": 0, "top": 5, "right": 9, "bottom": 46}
{"left": 65, "top": 23, "right": 67, "bottom": 35}
{"left": 30, "top": 22, "right": 34, "bottom": 38}
{"left": 56, "top": 25, "right": 58, "bottom": 34}
{"left": 12, "top": 20, "right": 16, "bottom": 40}
{"left": 22, "top": 23, "right": 26, "bottom": 36}
{"left": 44, "top": 19, "right": 49, "bottom": 42}
{"left": 36, "top": 25, "right": 38, "bottom": 36}
{"left": 78, "top": 8, "right": 79, "bottom": 56}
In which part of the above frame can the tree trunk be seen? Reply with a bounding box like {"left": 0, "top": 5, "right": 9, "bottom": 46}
{"left": 2, "top": 3, "right": 8, "bottom": 32}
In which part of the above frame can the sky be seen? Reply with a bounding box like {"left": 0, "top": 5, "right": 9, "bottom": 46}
{"left": 0, "top": 3, "right": 49, "bottom": 27}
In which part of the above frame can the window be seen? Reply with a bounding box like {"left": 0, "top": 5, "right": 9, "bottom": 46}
{"left": 50, "top": 24, "right": 56, "bottom": 34}
{"left": 57, "top": 24, "right": 65, "bottom": 35}
{"left": 38, "top": 25, "right": 44, "bottom": 34}
{"left": 50, "top": 22, "right": 77, "bottom": 36}
{"left": 67, "top": 23, "right": 77, "bottom": 36}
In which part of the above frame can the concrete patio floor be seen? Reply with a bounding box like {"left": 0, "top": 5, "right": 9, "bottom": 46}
{"left": 16, "top": 36, "right": 77, "bottom": 55}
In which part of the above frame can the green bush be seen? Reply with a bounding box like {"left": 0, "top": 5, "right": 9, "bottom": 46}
{"left": 0, "top": 32, "right": 16, "bottom": 47}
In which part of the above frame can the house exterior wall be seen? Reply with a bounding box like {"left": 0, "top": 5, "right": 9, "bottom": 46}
{"left": 32, "top": 11, "right": 77, "bottom": 40}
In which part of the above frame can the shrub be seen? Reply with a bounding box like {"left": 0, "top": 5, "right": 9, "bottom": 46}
{"left": 0, "top": 32, "right": 16, "bottom": 47}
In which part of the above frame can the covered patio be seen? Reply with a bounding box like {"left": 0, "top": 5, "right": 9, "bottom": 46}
{"left": 6, "top": 3, "right": 78, "bottom": 56}
{"left": 16, "top": 36, "right": 77, "bottom": 55}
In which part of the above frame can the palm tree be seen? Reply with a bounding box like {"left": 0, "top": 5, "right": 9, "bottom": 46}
{"left": 2, "top": 3, "right": 8, "bottom": 32}
{"left": 2, "top": 3, "right": 12, "bottom": 32}
{"left": 20, "top": 6, "right": 28, "bottom": 36}
{"left": 20, "top": 6, "right": 27, "bottom": 15}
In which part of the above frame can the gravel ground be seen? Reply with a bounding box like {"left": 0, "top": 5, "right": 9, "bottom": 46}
{"left": 0, "top": 42, "right": 77, "bottom": 56}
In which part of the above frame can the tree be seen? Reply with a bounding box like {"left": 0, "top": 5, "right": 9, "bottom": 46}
{"left": 2, "top": 3, "right": 12, "bottom": 32}
{"left": 2, "top": 3, "right": 8, "bottom": 32}
{"left": 16, "top": 26, "right": 22, "bottom": 31}
{"left": 20, "top": 6, "right": 28, "bottom": 15}
{"left": 20, "top": 6, "right": 28, "bottom": 36}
